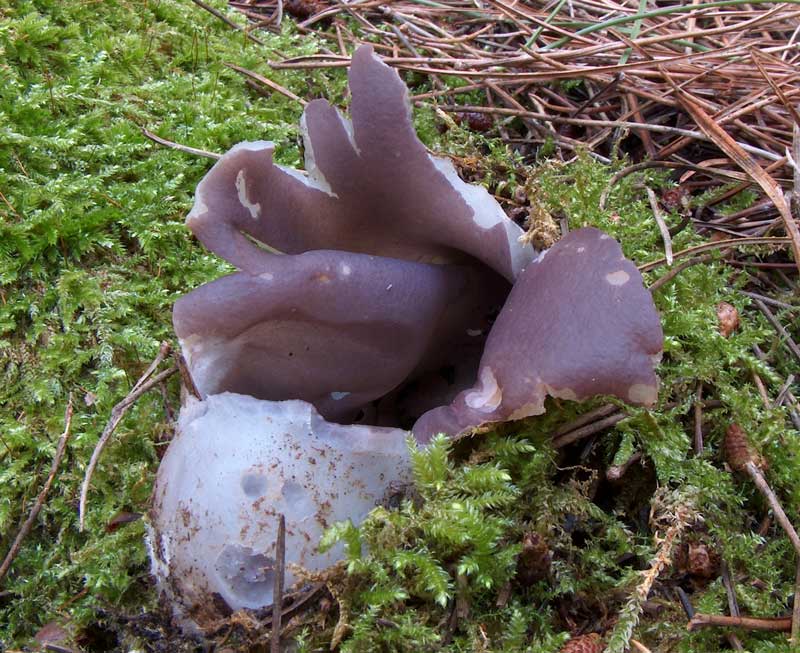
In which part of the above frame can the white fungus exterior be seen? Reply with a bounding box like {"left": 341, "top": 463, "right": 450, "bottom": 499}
{"left": 148, "top": 393, "right": 411, "bottom": 629}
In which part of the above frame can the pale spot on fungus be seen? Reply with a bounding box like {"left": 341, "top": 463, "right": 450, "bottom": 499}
{"left": 235, "top": 170, "right": 261, "bottom": 219}
{"left": 547, "top": 385, "right": 578, "bottom": 401}
{"left": 465, "top": 367, "right": 502, "bottom": 413}
{"left": 508, "top": 401, "right": 545, "bottom": 420}
{"left": 628, "top": 383, "right": 658, "bottom": 405}
{"left": 605, "top": 270, "right": 630, "bottom": 286}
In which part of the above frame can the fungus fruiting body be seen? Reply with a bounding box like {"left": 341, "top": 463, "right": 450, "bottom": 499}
{"left": 148, "top": 394, "right": 410, "bottom": 625}
{"left": 149, "top": 45, "right": 664, "bottom": 629}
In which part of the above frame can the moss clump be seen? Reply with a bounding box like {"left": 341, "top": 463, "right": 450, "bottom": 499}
{"left": 2, "top": 1, "right": 798, "bottom": 651}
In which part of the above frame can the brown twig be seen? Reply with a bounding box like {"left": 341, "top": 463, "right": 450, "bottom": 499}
{"left": 648, "top": 254, "right": 713, "bottom": 293}
{"left": 726, "top": 424, "right": 800, "bottom": 558}
{"left": 140, "top": 127, "right": 222, "bottom": 160}
{"left": 606, "top": 451, "right": 643, "bottom": 481}
{"left": 693, "top": 382, "right": 703, "bottom": 455}
{"left": 0, "top": 397, "right": 74, "bottom": 584}
{"left": 226, "top": 64, "right": 307, "bottom": 106}
{"left": 720, "top": 561, "right": 745, "bottom": 650}
{"left": 687, "top": 613, "right": 791, "bottom": 632}
{"left": 645, "top": 186, "right": 673, "bottom": 266}
{"left": 793, "top": 559, "right": 800, "bottom": 644}
{"left": 553, "top": 411, "right": 626, "bottom": 449}
{"left": 753, "top": 299, "right": 800, "bottom": 366}
{"left": 79, "top": 344, "right": 176, "bottom": 531}
{"left": 638, "top": 236, "right": 791, "bottom": 273}
{"left": 176, "top": 352, "right": 202, "bottom": 400}
{"left": 190, "top": 0, "right": 265, "bottom": 45}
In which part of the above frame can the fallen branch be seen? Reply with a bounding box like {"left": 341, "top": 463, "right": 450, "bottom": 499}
{"left": 687, "top": 613, "right": 791, "bottom": 632}
{"left": 79, "top": 343, "right": 176, "bottom": 531}
{"left": 725, "top": 424, "right": 800, "bottom": 558}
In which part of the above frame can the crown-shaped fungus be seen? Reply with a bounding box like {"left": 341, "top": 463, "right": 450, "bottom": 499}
{"left": 150, "top": 45, "right": 664, "bottom": 631}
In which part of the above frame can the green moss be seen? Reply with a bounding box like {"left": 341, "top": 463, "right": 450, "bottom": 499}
{"left": 2, "top": 1, "right": 798, "bottom": 650}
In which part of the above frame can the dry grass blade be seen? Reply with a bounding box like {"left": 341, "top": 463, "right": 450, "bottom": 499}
{"left": 0, "top": 397, "right": 74, "bottom": 584}
{"left": 749, "top": 49, "right": 800, "bottom": 128}
{"left": 226, "top": 63, "right": 307, "bottom": 106}
{"left": 638, "top": 236, "right": 791, "bottom": 272}
{"left": 667, "top": 79, "right": 800, "bottom": 273}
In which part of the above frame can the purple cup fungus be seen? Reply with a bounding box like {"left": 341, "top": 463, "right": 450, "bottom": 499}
{"left": 148, "top": 45, "right": 663, "bottom": 630}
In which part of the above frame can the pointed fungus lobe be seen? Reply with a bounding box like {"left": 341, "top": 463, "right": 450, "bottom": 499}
{"left": 412, "top": 228, "right": 664, "bottom": 442}
{"left": 185, "top": 46, "right": 533, "bottom": 281}
{"left": 173, "top": 250, "right": 505, "bottom": 421}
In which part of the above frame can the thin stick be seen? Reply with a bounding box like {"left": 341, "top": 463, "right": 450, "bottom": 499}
{"left": 753, "top": 299, "right": 800, "bottom": 366}
{"left": 645, "top": 187, "right": 674, "bottom": 266}
{"left": 190, "top": 0, "right": 265, "bottom": 45}
{"left": 688, "top": 613, "right": 791, "bottom": 632}
{"left": 553, "top": 412, "right": 626, "bottom": 449}
{"left": 648, "top": 255, "right": 713, "bottom": 293}
{"left": 774, "top": 374, "right": 796, "bottom": 408}
{"left": 639, "top": 236, "right": 791, "bottom": 273}
{"left": 693, "top": 382, "right": 703, "bottom": 455}
{"left": 792, "top": 559, "right": 800, "bottom": 644}
{"left": 606, "top": 451, "right": 643, "bottom": 481}
{"left": 0, "top": 397, "right": 74, "bottom": 584}
{"left": 739, "top": 291, "right": 799, "bottom": 312}
{"left": 176, "top": 353, "right": 202, "bottom": 400}
{"left": 271, "top": 514, "right": 286, "bottom": 653}
{"left": 720, "top": 561, "right": 745, "bottom": 650}
{"left": 554, "top": 403, "right": 618, "bottom": 436}
{"left": 599, "top": 160, "right": 747, "bottom": 210}
{"left": 141, "top": 127, "right": 222, "bottom": 160}
{"left": 745, "top": 460, "right": 800, "bottom": 558}
{"left": 675, "top": 586, "right": 695, "bottom": 619}
{"left": 435, "top": 104, "right": 782, "bottom": 161}
{"left": 226, "top": 64, "right": 307, "bottom": 106}
{"left": 134, "top": 342, "right": 172, "bottom": 393}
{"left": 79, "top": 344, "right": 176, "bottom": 531}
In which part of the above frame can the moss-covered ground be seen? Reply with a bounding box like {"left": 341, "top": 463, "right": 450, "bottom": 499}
{"left": 2, "top": 1, "right": 799, "bottom": 651}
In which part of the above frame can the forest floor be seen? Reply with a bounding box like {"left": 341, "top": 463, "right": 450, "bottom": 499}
{"left": 1, "top": 0, "right": 799, "bottom": 651}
